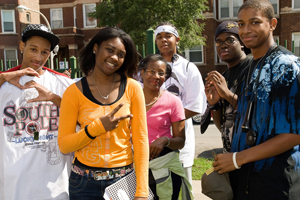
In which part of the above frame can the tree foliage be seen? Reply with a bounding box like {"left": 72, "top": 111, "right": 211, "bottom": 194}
{"left": 90, "top": 0, "right": 208, "bottom": 51}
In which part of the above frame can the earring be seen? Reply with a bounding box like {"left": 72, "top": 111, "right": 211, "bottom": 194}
{"left": 21, "top": 51, "right": 23, "bottom": 54}
{"left": 93, "top": 51, "right": 95, "bottom": 54}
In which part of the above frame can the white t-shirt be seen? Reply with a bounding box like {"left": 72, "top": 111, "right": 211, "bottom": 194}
{"left": 0, "top": 70, "right": 74, "bottom": 200}
{"left": 162, "top": 55, "right": 207, "bottom": 167}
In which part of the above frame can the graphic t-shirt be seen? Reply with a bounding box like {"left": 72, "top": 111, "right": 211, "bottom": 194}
{"left": 220, "top": 56, "right": 251, "bottom": 152}
{"left": 0, "top": 68, "right": 74, "bottom": 200}
{"left": 230, "top": 46, "right": 300, "bottom": 199}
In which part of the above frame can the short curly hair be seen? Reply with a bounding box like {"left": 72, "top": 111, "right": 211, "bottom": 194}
{"left": 238, "top": 0, "right": 275, "bottom": 21}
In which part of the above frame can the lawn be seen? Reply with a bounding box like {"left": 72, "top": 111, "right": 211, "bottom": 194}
{"left": 192, "top": 157, "right": 214, "bottom": 180}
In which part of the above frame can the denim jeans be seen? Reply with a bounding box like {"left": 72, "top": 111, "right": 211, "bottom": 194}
{"left": 69, "top": 171, "right": 122, "bottom": 200}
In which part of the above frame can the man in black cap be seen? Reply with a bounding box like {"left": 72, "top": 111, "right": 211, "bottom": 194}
{"left": 204, "top": 21, "right": 252, "bottom": 153}
{"left": 0, "top": 24, "right": 73, "bottom": 200}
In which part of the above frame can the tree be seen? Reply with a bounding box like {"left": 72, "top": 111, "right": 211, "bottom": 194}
{"left": 90, "top": 0, "right": 208, "bottom": 53}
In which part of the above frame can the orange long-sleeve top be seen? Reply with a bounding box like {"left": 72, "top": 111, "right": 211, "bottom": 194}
{"left": 58, "top": 77, "right": 149, "bottom": 197}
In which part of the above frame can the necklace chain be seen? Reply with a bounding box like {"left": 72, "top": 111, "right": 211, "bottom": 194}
{"left": 145, "top": 90, "right": 162, "bottom": 106}
{"left": 93, "top": 73, "right": 116, "bottom": 100}
{"left": 244, "top": 43, "right": 277, "bottom": 96}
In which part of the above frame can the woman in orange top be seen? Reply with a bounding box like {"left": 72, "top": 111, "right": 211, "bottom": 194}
{"left": 58, "top": 27, "right": 149, "bottom": 199}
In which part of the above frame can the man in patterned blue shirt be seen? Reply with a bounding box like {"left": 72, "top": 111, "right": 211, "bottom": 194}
{"left": 212, "top": 0, "right": 300, "bottom": 199}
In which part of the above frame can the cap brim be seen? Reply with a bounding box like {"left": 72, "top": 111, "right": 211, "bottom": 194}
{"left": 22, "top": 30, "right": 60, "bottom": 51}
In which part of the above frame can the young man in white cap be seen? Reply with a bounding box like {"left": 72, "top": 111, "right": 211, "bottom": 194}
{"left": 0, "top": 24, "right": 73, "bottom": 200}
{"left": 205, "top": 21, "right": 252, "bottom": 152}
{"left": 154, "top": 22, "right": 207, "bottom": 185}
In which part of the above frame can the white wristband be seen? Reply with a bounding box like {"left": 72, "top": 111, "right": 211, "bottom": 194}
{"left": 233, "top": 152, "right": 241, "bottom": 169}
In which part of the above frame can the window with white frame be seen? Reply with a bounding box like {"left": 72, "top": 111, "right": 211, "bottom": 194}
{"left": 182, "top": 46, "right": 204, "bottom": 64}
{"left": 83, "top": 4, "right": 96, "bottom": 28}
{"left": 293, "top": 0, "right": 300, "bottom": 10}
{"left": 26, "top": 12, "right": 31, "bottom": 23}
{"left": 50, "top": 8, "right": 63, "bottom": 29}
{"left": 73, "top": 6, "right": 77, "bottom": 27}
{"left": 292, "top": 33, "right": 300, "bottom": 57}
{"left": 213, "top": 0, "right": 217, "bottom": 19}
{"left": 219, "top": 0, "right": 243, "bottom": 19}
{"left": 4, "top": 49, "right": 17, "bottom": 69}
{"left": 268, "top": 0, "right": 278, "bottom": 15}
{"left": 1, "top": 10, "right": 15, "bottom": 33}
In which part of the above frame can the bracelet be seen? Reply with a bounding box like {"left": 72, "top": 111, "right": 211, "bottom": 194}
{"left": 165, "top": 136, "right": 170, "bottom": 147}
{"left": 85, "top": 125, "right": 96, "bottom": 140}
{"left": 233, "top": 152, "right": 241, "bottom": 169}
{"left": 207, "top": 101, "right": 220, "bottom": 111}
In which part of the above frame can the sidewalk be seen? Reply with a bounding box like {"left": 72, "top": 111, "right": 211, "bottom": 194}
{"left": 192, "top": 123, "right": 222, "bottom": 199}
{"left": 192, "top": 180, "right": 211, "bottom": 200}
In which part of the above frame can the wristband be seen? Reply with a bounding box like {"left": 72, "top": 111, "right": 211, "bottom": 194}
{"left": 85, "top": 125, "right": 96, "bottom": 139}
{"left": 165, "top": 136, "right": 170, "bottom": 147}
{"left": 233, "top": 152, "right": 241, "bottom": 169}
{"left": 207, "top": 102, "right": 220, "bottom": 111}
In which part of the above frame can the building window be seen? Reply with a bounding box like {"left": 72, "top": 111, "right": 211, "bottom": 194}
{"left": 4, "top": 49, "right": 17, "bottom": 69}
{"left": 293, "top": 0, "right": 300, "bottom": 10}
{"left": 292, "top": 33, "right": 300, "bottom": 57}
{"left": 213, "top": 0, "right": 217, "bottom": 19}
{"left": 268, "top": 0, "right": 278, "bottom": 15}
{"left": 219, "top": 0, "right": 243, "bottom": 19}
{"left": 26, "top": 12, "right": 31, "bottom": 23}
{"left": 182, "top": 46, "right": 204, "bottom": 64}
{"left": 50, "top": 8, "right": 63, "bottom": 29}
{"left": 83, "top": 4, "right": 96, "bottom": 28}
{"left": 1, "top": 10, "right": 15, "bottom": 33}
{"left": 73, "top": 6, "right": 77, "bottom": 27}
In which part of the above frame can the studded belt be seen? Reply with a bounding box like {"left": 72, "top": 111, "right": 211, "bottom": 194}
{"left": 71, "top": 163, "right": 134, "bottom": 180}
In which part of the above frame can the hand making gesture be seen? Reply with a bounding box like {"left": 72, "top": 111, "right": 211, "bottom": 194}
{"left": 0, "top": 68, "right": 40, "bottom": 88}
{"left": 100, "top": 103, "right": 133, "bottom": 132}
{"left": 23, "top": 80, "right": 62, "bottom": 107}
{"left": 206, "top": 71, "right": 238, "bottom": 108}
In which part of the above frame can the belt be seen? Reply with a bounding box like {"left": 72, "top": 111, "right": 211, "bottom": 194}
{"left": 71, "top": 163, "right": 133, "bottom": 180}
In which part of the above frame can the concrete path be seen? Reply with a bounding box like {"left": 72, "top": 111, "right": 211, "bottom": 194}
{"left": 192, "top": 123, "right": 223, "bottom": 199}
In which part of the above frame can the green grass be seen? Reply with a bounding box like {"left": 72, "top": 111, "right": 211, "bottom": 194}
{"left": 192, "top": 157, "right": 214, "bottom": 180}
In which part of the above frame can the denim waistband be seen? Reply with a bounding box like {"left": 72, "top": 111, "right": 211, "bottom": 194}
{"left": 71, "top": 163, "right": 133, "bottom": 180}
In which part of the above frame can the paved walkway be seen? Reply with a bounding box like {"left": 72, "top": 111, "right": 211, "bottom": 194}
{"left": 192, "top": 123, "right": 222, "bottom": 199}
{"left": 192, "top": 180, "right": 211, "bottom": 200}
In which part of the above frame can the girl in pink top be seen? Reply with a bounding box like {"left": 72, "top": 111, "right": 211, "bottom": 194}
{"left": 139, "top": 54, "right": 185, "bottom": 200}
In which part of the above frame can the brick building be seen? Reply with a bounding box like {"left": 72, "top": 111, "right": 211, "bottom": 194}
{"left": 196, "top": 0, "right": 300, "bottom": 77}
{"left": 39, "top": 0, "right": 100, "bottom": 67}
{"left": 0, "top": 0, "right": 40, "bottom": 69}
{"left": 0, "top": 0, "right": 100, "bottom": 70}
{"left": 0, "top": 0, "right": 299, "bottom": 75}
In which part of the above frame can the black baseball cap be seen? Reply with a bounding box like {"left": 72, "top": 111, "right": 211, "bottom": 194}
{"left": 215, "top": 21, "right": 239, "bottom": 41}
{"left": 21, "top": 24, "right": 60, "bottom": 51}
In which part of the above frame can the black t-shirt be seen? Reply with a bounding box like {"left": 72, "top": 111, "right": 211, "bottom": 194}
{"left": 219, "top": 56, "right": 252, "bottom": 152}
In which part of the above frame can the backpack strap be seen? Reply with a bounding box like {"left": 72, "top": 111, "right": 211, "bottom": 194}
{"left": 186, "top": 62, "right": 190, "bottom": 72}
